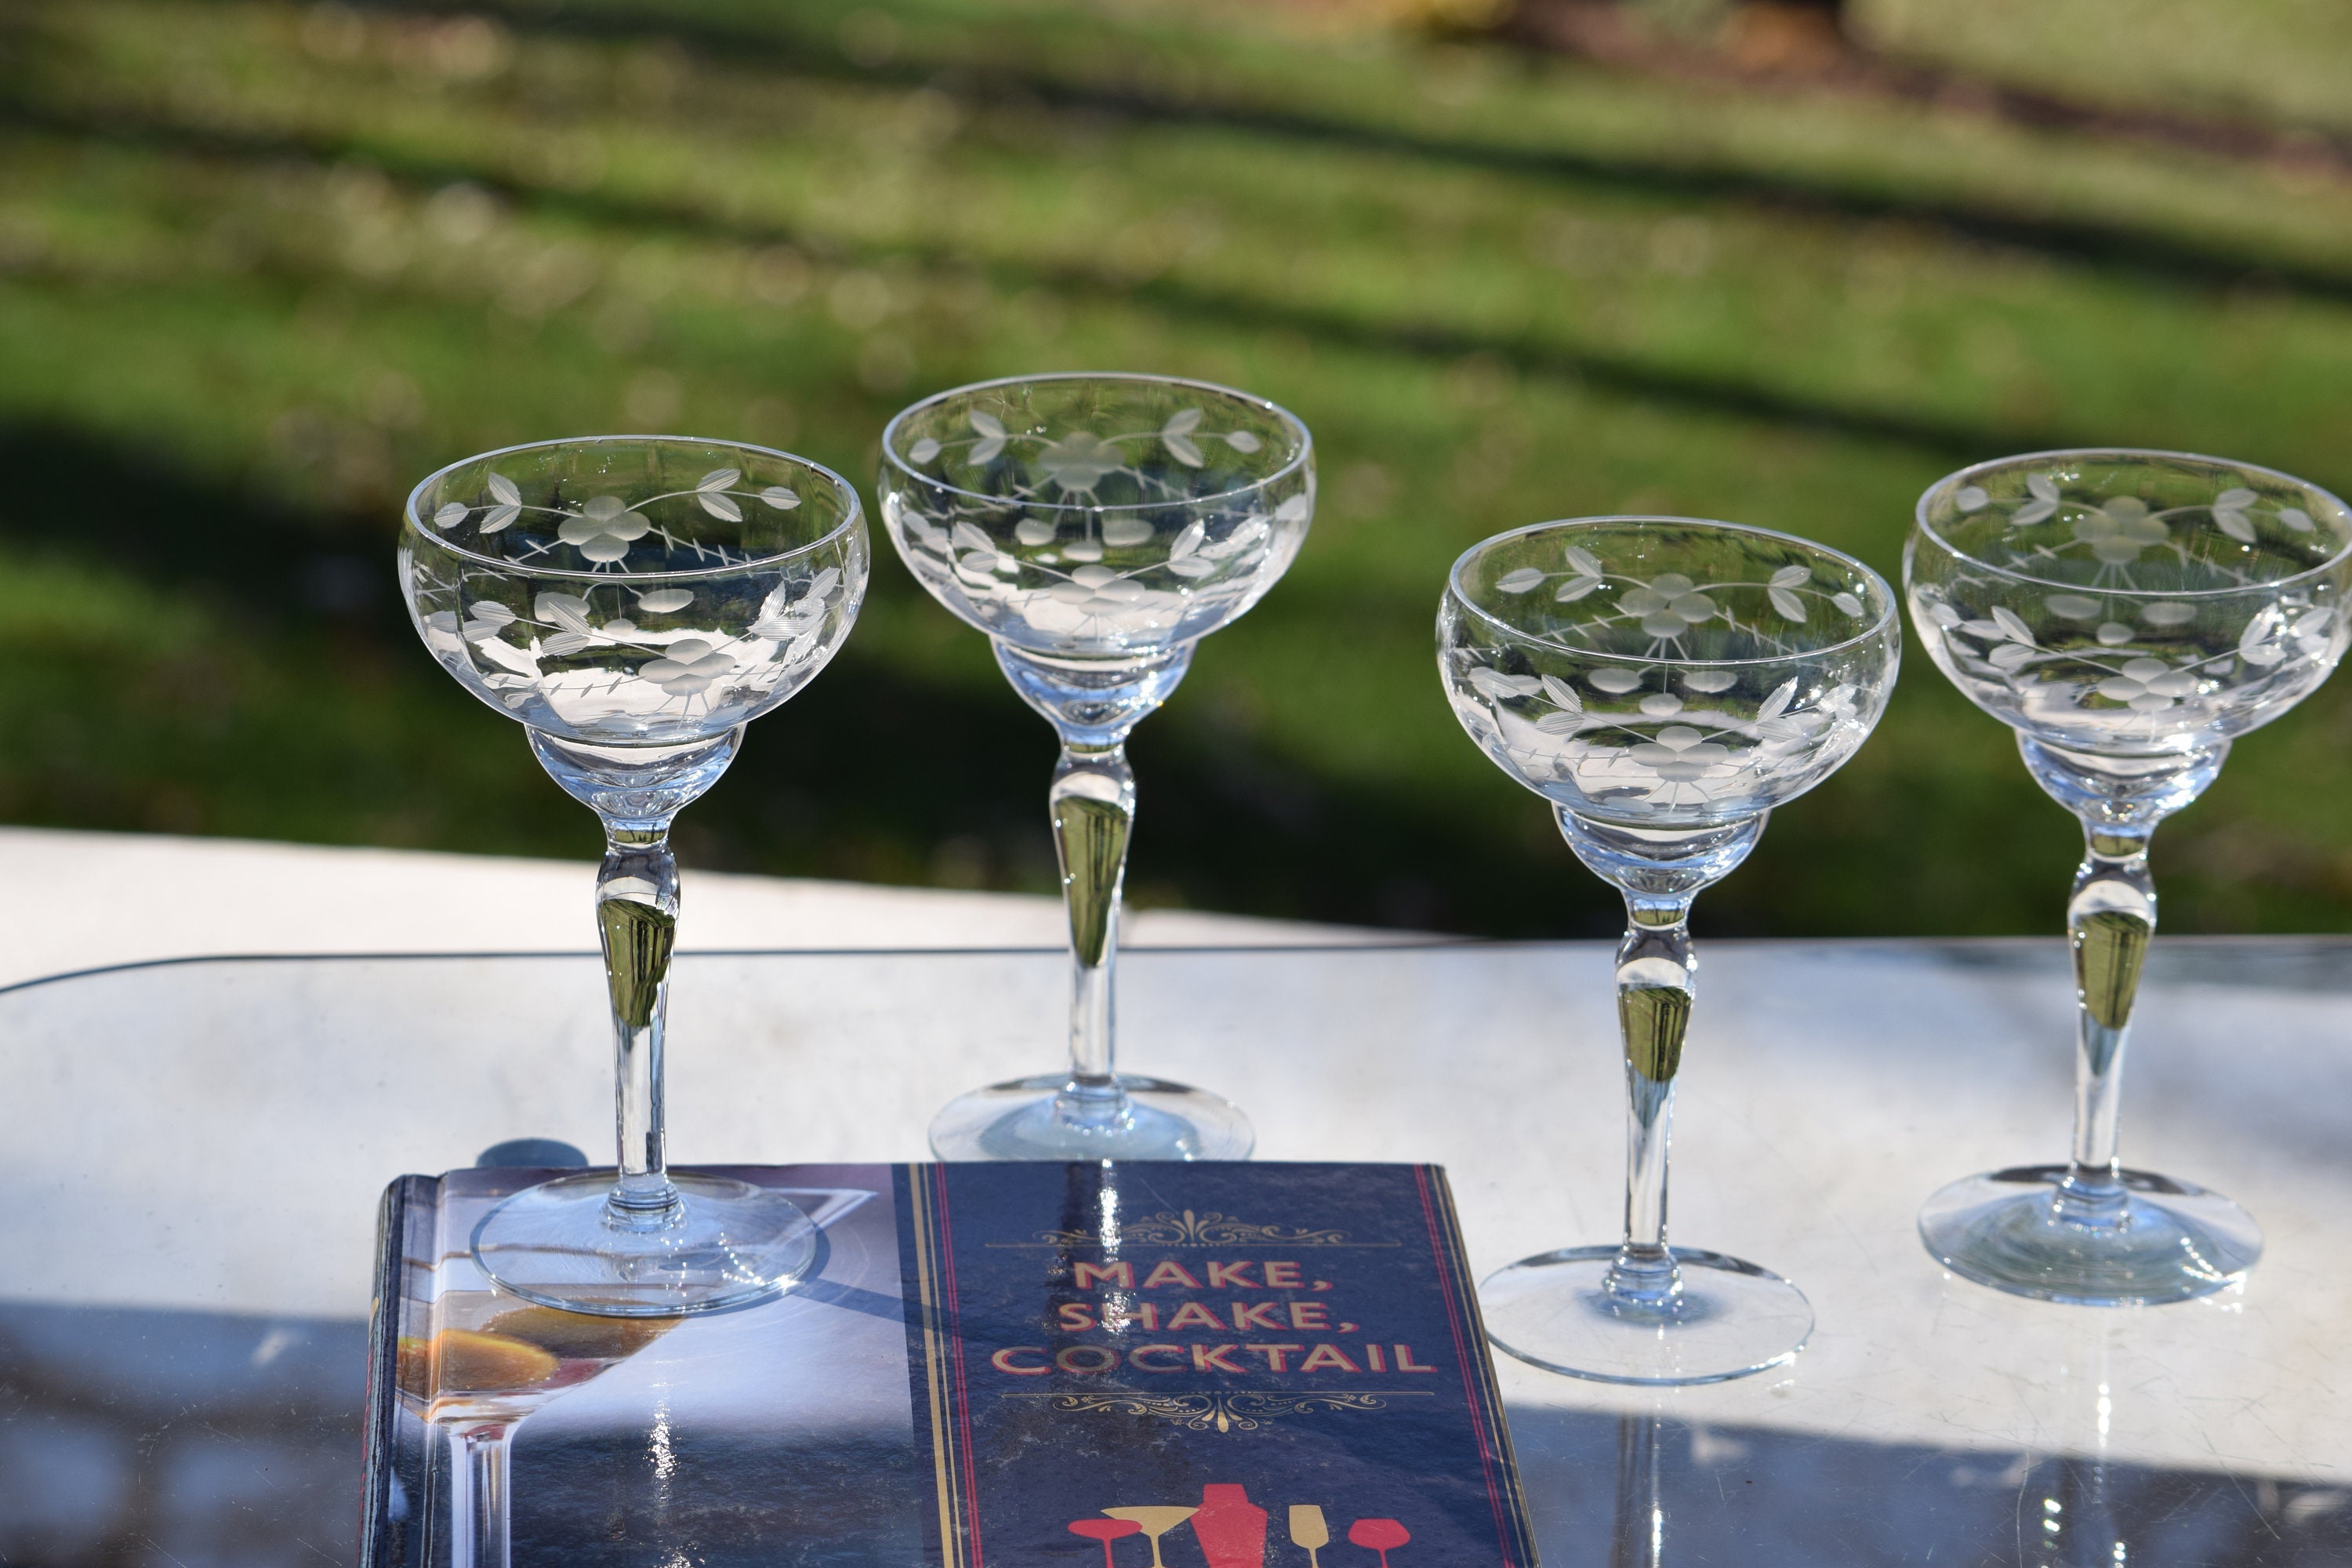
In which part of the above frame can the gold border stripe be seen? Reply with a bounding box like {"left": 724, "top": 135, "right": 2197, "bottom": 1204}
{"left": 906, "top": 1165, "right": 964, "bottom": 1568}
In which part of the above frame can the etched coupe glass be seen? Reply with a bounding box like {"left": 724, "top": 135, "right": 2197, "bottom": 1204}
{"left": 1440, "top": 517, "right": 1899, "bottom": 1383}
{"left": 401, "top": 436, "right": 868, "bottom": 1312}
{"left": 880, "top": 373, "right": 1313, "bottom": 1160}
{"left": 1907, "top": 449, "right": 2352, "bottom": 1305}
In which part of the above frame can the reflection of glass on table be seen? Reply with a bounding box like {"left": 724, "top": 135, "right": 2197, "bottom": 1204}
{"left": 2, "top": 941, "right": 2350, "bottom": 1565}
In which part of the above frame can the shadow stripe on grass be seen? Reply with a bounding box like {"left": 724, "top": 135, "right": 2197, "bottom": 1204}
{"left": 0, "top": 107, "right": 2105, "bottom": 463}
{"left": 191, "top": 0, "right": 2352, "bottom": 306}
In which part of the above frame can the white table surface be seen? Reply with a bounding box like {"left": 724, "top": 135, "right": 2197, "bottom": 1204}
{"left": 2, "top": 936, "right": 2347, "bottom": 1563}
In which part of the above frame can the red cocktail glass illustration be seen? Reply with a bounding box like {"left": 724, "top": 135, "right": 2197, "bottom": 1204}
{"left": 1348, "top": 1518, "right": 1410, "bottom": 1568}
{"left": 1072, "top": 1516, "right": 1142, "bottom": 1568}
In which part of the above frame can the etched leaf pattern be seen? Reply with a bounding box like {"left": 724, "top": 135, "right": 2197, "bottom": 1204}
{"left": 1926, "top": 476, "right": 2348, "bottom": 727}
{"left": 881, "top": 403, "right": 1309, "bottom": 650}
{"left": 423, "top": 463, "right": 795, "bottom": 572}
{"left": 1446, "top": 543, "right": 1883, "bottom": 817}
{"left": 410, "top": 459, "right": 864, "bottom": 735}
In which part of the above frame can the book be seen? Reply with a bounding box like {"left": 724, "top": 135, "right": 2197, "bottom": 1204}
{"left": 365, "top": 1162, "right": 1540, "bottom": 1568}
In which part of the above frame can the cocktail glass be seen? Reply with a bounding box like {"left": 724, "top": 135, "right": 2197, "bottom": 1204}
{"left": 399, "top": 1280, "right": 681, "bottom": 1568}
{"left": 401, "top": 436, "right": 867, "bottom": 1312}
{"left": 879, "top": 374, "right": 1313, "bottom": 1160}
{"left": 1440, "top": 517, "right": 1899, "bottom": 1383}
{"left": 1907, "top": 448, "right": 2352, "bottom": 1305}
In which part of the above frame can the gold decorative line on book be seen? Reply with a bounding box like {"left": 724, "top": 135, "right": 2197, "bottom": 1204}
{"left": 903, "top": 1167, "right": 964, "bottom": 1568}
{"left": 999, "top": 1389, "right": 1432, "bottom": 1433}
{"left": 990, "top": 1209, "right": 1392, "bottom": 1248}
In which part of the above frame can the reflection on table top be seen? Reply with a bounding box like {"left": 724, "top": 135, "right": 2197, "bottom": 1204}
{"left": 2, "top": 938, "right": 2347, "bottom": 1565}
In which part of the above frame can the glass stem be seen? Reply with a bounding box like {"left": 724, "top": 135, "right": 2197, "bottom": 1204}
{"left": 527, "top": 729, "right": 742, "bottom": 1227}
{"left": 601, "top": 825, "right": 680, "bottom": 1221}
{"left": 1054, "top": 745, "right": 1136, "bottom": 1104}
{"left": 1614, "top": 894, "right": 1692, "bottom": 1306}
{"left": 2061, "top": 822, "right": 2153, "bottom": 1218}
{"left": 2015, "top": 735, "right": 2225, "bottom": 1226}
{"left": 1555, "top": 808, "right": 1766, "bottom": 1318}
{"left": 445, "top": 1419, "right": 516, "bottom": 1568}
{"left": 993, "top": 641, "right": 1194, "bottom": 1121}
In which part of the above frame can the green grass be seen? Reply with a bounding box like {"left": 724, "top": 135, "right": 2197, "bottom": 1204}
{"left": 3, "top": 0, "right": 2352, "bottom": 936}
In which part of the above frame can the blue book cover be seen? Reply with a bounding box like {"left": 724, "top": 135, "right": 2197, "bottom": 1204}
{"left": 898, "top": 1162, "right": 1536, "bottom": 1568}
{"left": 365, "top": 1163, "right": 1537, "bottom": 1568}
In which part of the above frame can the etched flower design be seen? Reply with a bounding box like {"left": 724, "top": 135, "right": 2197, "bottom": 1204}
{"left": 1955, "top": 474, "right": 2331, "bottom": 584}
{"left": 559, "top": 495, "right": 654, "bottom": 563}
{"left": 2068, "top": 499, "right": 2170, "bottom": 566}
{"left": 1628, "top": 726, "right": 1733, "bottom": 801}
{"left": 1051, "top": 564, "right": 1149, "bottom": 611}
{"left": 1619, "top": 574, "right": 1719, "bottom": 639}
{"left": 2093, "top": 658, "right": 2198, "bottom": 713}
{"left": 1039, "top": 431, "right": 1123, "bottom": 494}
{"left": 901, "top": 405, "right": 1272, "bottom": 505}
{"left": 431, "top": 466, "right": 794, "bottom": 571}
{"left": 637, "top": 637, "right": 737, "bottom": 697}
{"left": 1494, "top": 546, "right": 1867, "bottom": 656}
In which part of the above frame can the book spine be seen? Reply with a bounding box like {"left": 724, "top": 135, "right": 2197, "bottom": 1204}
{"left": 897, "top": 1162, "right": 976, "bottom": 1568}
{"left": 1414, "top": 1164, "right": 1543, "bottom": 1568}
{"left": 360, "top": 1174, "right": 437, "bottom": 1568}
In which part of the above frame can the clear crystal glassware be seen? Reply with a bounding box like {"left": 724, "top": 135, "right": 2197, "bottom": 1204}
{"left": 1440, "top": 517, "right": 1900, "bottom": 1384}
{"left": 401, "top": 436, "right": 868, "bottom": 1312}
{"left": 1907, "top": 448, "right": 2352, "bottom": 1305}
{"left": 879, "top": 373, "right": 1313, "bottom": 1160}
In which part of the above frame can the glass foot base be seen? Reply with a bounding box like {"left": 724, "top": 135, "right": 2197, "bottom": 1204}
{"left": 472, "top": 1171, "right": 818, "bottom": 1317}
{"left": 927, "top": 1073, "right": 1254, "bottom": 1160}
{"left": 1480, "top": 1245, "right": 1813, "bottom": 1386}
{"left": 1918, "top": 1164, "right": 2261, "bottom": 1306}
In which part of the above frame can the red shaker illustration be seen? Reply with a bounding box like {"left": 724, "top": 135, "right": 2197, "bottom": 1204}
{"left": 1192, "top": 1483, "right": 1269, "bottom": 1568}
{"left": 1348, "top": 1518, "right": 1410, "bottom": 1568}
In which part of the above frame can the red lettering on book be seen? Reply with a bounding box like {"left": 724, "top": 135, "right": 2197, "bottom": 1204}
{"left": 991, "top": 1347, "right": 1049, "bottom": 1375}
{"left": 1288, "top": 1301, "right": 1330, "bottom": 1330}
{"left": 1263, "top": 1261, "right": 1304, "bottom": 1288}
{"left": 1142, "top": 1261, "right": 1203, "bottom": 1289}
{"left": 1192, "top": 1343, "right": 1247, "bottom": 1374}
{"left": 1298, "top": 1344, "right": 1360, "bottom": 1373}
{"left": 1365, "top": 1344, "right": 1386, "bottom": 1371}
{"left": 1207, "top": 1261, "right": 1260, "bottom": 1288}
{"left": 1055, "top": 1345, "right": 1120, "bottom": 1375}
{"left": 1229, "top": 1301, "right": 1285, "bottom": 1331}
{"left": 1075, "top": 1261, "right": 1134, "bottom": 1289}
{"left": 1396, "top": 1344, "right": 1437, "bottom": 1372}
{"left": 1058, "top": 1302, "right": 1096, "bottom": 1332}
{"left": 1166, "top": 1301, "right": 1224, "bottom": 1330}
{"left": 1128, "top": 1344, "right": 1187, "bottom": 1372}
{"left": 1244, "top": 1343, "right": 1308, "bottom": 1371}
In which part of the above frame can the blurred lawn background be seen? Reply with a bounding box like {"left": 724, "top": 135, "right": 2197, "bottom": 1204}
{"left": 4, "top": 0, "right": 2352, "bottom": 937}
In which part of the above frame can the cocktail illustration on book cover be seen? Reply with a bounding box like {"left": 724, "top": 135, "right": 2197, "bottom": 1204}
{"left": 366, "top": 1162, "right": 1535, "bottom": 1567}
{"left": 1067, "top": 1489, "right": 1410, "bottom": 1568}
